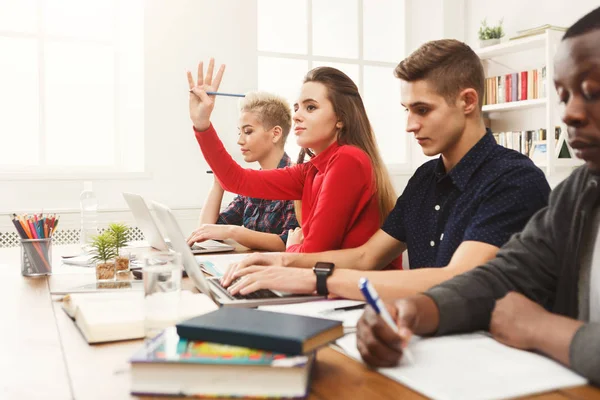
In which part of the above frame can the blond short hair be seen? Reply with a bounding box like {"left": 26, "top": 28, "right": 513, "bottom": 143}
{"left": 239, "top": 91, "right": 292, "bottom": 145}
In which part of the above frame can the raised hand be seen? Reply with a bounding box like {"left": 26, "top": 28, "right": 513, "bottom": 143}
{"left": 187, "top": 58, "right": 226, "bottom": 131}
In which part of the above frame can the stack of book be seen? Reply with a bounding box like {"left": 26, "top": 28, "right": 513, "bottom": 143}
{"left": 510, "top": 24, "right": 567, "bottom": 41}
{"left": 129, "top": 307, "right": 344, "bottom": 398}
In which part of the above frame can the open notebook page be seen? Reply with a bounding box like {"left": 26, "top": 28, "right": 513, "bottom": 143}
{"left": 336, "top": 332, "right": 586, "bottom": 400}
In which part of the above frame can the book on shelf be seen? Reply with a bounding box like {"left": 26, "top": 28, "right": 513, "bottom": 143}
{"left": 511, "top": 72, "right": 518, "bottom": 102}
{"left": 492, "top": 127, "right": 568, "bottom": 160}
{"left": 483, "top": 67, "right": 546, "bottom": 107}
{"left": 510, "top": 24, "right": 567, "bottom": 40}
{"left": 521, "top": 71, "right": 528, "bottom": 101}
{"left": 62, "top": 291, "right": 218, "bottom": 344}
{"left": 130, "top": 327, "right": 314, "bottom": 398}
{"left": 176, "top": 307, "right": 344, "bottom": 355}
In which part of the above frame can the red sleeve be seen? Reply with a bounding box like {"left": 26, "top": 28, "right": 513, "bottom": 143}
{"left": 195, "top": 124, "right": 305, "bottom": 200}
{"left": 286, "top": 149, "right": 375, "bottom": 253}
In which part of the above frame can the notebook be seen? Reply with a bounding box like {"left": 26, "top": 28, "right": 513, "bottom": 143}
{"left": 177, "top": 307, "right": 344, "bottom": 355}
{"left": 62, "top": 291, "right": 218, "bottom": 344}
{"left": 336, "top": 332, "right": 587, "bottom": 400}
{"left": 130, "top": 327, "right": 313, "bottom": 398}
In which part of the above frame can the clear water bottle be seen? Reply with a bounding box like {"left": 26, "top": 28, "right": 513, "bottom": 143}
{"left": 80, "top": 181, "right": 99, "bottom": 246}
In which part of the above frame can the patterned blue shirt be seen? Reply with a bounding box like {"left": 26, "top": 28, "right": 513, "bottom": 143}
{"left": 217, "top": 153, "right": 299, "bottom": 243}
{"left": 382, "top": 130, "right": 550, "bottom": 269}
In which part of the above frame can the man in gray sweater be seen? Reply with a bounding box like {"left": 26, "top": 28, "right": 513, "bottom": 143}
{"left": 356, "top": 6, "right": 600, "bottom": 386}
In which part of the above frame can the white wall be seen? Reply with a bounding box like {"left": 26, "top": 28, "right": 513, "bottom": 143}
{"left": 5, "top": 0, "right": 591, "bottom": 235}
{"left": 0, "top": 0, "right": 258, "bottom": 233}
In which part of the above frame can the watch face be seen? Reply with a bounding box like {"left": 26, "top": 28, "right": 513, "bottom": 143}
{"left": 314, "top": 262, "right": 334, "bottom": 274}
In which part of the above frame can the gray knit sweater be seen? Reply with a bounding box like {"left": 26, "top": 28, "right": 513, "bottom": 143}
{"left": 425, "top": 166, "right": 600, "bottom": 386}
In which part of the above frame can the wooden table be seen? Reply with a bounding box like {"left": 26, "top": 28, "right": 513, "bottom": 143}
{"left": 1, "top": 244, "right": 599, "bottom": 400}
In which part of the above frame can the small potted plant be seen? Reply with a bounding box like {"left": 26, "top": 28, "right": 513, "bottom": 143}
{"left": 108, "top": 222, "right": 130, "bottom": 273}
{"left": 478, "top": 18, "right": 504, "bottom": 47}
{"left": 90, "top": 231, "right": 118, "bottom": 281}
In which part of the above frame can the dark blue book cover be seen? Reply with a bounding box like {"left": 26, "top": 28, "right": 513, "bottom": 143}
{"left": 176, "top": 308, "right": 343, "bottom": 355}
{"left": 131, "top": 327, "right": 309, "bottom": 366}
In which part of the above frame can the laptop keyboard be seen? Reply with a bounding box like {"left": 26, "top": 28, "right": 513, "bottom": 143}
{"left": 214, "top": 278, "right": 279, "bottom": 300}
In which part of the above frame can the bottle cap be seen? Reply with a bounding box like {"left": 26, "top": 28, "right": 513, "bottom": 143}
{"left": 83, "top": 181, "right": 93, "bottom": 192}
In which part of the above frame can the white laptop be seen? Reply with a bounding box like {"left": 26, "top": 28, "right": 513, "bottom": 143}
{"left": 122, "top": 192, "right": 234, "bottom": 254}
{"left": 152, "top": 201, "right": 324, "bottom": 308}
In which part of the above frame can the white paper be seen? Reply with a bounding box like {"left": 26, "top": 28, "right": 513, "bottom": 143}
{"left": 61, "top": 254, "right": 94, "bottom": 267}
{"left": 259, "top": 299, "right": 366, "bottom": 328}
{"left": 336, "top": 332, "right": 587, "bottom": 400}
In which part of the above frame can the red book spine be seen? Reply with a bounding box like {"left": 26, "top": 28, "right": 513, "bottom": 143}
{"left": 520, "top": 71, "right": 528, "bottom": 101}
{"left": 506, "top": 74, "right": 512, "bottom": 103}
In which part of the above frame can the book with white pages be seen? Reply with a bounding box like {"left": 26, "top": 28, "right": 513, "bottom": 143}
{"left": 335, "top": 332, "right": 587, "bottom": 400}
{"left": 62, "top": 291, "right": 218, "bottom": 344}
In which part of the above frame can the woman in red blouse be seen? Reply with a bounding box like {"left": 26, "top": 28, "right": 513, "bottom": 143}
{"left": 187, "top": 59, "right": 397, "bottom": 260}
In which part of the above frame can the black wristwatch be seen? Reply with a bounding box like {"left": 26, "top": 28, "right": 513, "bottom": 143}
{"left": 313, "top": 262, "right": 335, "bottom": 296}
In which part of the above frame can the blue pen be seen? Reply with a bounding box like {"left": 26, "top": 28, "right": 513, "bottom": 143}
{"left": 206, "top": 91, "right": 245, "bottom": 98}
{"left": 359, "top": 277, "right": 414, "bottom": 363}
{"left": 189, "top": 89, "right": 245, "bottom": 98}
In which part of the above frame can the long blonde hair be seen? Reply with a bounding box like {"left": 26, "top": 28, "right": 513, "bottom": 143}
{"left": 294, "top": 67, "right": 396, "bottom": 224}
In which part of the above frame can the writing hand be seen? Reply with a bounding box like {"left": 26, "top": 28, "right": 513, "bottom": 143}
{"left": 356, "top": 299, "right": 417, "bottom": 367}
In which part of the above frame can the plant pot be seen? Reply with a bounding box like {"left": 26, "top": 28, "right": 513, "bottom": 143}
{"left": 479, "top": 38, "right": 501, "bottom": 48}
{"left": 96, "top": 261, "right": 116, "bottom": 281}
{"left": 115, "top": 251, "right": 130, "bottom": 274}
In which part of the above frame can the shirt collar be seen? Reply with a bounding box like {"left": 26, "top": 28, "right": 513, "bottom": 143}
{"left": 278, "top": 152, "right": 293, "bottom": 168}
{"left": 434, "top": 128, "right": 496, "bottom": 192}
{"left": 310, "top": 141, "right": 341, "bottom": 172}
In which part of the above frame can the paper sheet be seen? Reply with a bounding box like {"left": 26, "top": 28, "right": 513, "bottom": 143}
{"left": 336, "top": 332, "right": 587, "bottom": 400}
{"left": 259, "top": 299, "right": 366, "bottom": 328}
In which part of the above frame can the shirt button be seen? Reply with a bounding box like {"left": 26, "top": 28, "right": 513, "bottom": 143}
{"left": 434, "top": 205, "right": 440, "bottom": 211}
{"left": 430, "top": 240, "right": 435, "bottom": 247}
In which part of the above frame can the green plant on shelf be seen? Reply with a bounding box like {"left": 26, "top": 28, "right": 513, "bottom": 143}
{"left": 478, "top": 18, "right": 505, "bottom": 40}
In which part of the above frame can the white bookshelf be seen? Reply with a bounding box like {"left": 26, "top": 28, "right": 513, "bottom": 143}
{"left": 476, "top": 29, "right": 583, "bottom": 182}
{"left": 477, "top": 35, "right": 546, "bottom": 60}
{"left": 482, "top": 98, "right": 547, "bottom": 113}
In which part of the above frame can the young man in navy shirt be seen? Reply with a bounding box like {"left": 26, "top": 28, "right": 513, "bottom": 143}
{"left": 221, "top": 39, "right": 550, "bottom": 301}
{"left": 356, "top": 8, "right": 600, "bottom": 385}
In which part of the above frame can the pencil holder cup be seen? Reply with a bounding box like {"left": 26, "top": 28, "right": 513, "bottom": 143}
{"left": 21, "top": 238, "right": 52, "bottom": 276}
